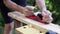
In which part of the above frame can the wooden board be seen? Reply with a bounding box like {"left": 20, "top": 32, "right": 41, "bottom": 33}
{"left": 16, "top": 25, "right": 45, "bottom": 34}
{"left": 8, "top": 11, "right": 60, "bottom": 34}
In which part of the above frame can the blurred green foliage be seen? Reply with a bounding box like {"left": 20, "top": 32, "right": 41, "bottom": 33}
{"left": 0, "top": 12, "right": 4, "bottom": 27}
{"left": 46, "top": 0, "right": 60, "bottom": 24}
{"left": 0, "top": 11, "right": 4, "bottom": 34}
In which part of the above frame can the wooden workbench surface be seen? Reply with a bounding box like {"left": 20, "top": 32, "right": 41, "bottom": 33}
{"left": 8, "top": 11, "right": 60, "bottom": 34}
{"left": 16, "top": 26, "right": 45, "bottom": 34}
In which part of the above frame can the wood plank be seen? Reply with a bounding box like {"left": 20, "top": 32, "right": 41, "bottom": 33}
{"left": 16, "top": 25, "right": 45, "bottom": 34}
{"left": 8, "top": 11, "right": 60, "bottom": 34}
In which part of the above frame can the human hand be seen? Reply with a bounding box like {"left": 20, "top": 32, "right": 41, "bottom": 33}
{"left": 42, "top": 10, "right": 53, "bottom": 23}
{"left": 23, "top": 6, "right": 35, "bottom": 16}
{"left": 25, "top": 6, "right": 35, "bottom": 11}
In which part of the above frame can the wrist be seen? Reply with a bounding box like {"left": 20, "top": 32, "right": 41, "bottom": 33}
{"left": 41, "top": 9, "right": 47, "bottom": 12}
{"left": 41, "top": 6, "right": 47, "bottom": 12}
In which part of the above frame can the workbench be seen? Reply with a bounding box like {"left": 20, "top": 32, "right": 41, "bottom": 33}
{"left": 8, "top": 11, "right": 60, "bottom": 34}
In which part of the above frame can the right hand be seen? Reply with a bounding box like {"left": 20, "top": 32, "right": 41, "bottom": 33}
{"left": 25, "top": 6, "right": 35, "bottom": 11}
{"left": 22, "top": 6, "right": 35, "bottom": 16}
{"left": 23, "top": 9, "right": 34, "bottom": 16}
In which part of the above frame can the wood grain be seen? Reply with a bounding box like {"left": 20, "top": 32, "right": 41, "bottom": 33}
{"left": 8, "top": 11, "right": 60, "bottom": 34}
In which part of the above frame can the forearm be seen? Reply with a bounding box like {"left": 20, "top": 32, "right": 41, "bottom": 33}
{"left": 36, "top": 0, "right": 47, "bottom": 11}
{"left": 3, "top": 0, "right": 27, "bottom": 13}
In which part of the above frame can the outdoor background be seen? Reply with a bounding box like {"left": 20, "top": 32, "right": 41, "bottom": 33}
{"left": 0, "top": 0, "right": 60, "bottom": 34}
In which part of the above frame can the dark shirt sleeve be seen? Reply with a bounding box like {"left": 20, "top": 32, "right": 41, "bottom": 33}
{"left": 18, "top": 0, "right": 27, "bottom": 7}
{"left": 12, "top": 0, "right": 27, "bottom": 7}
